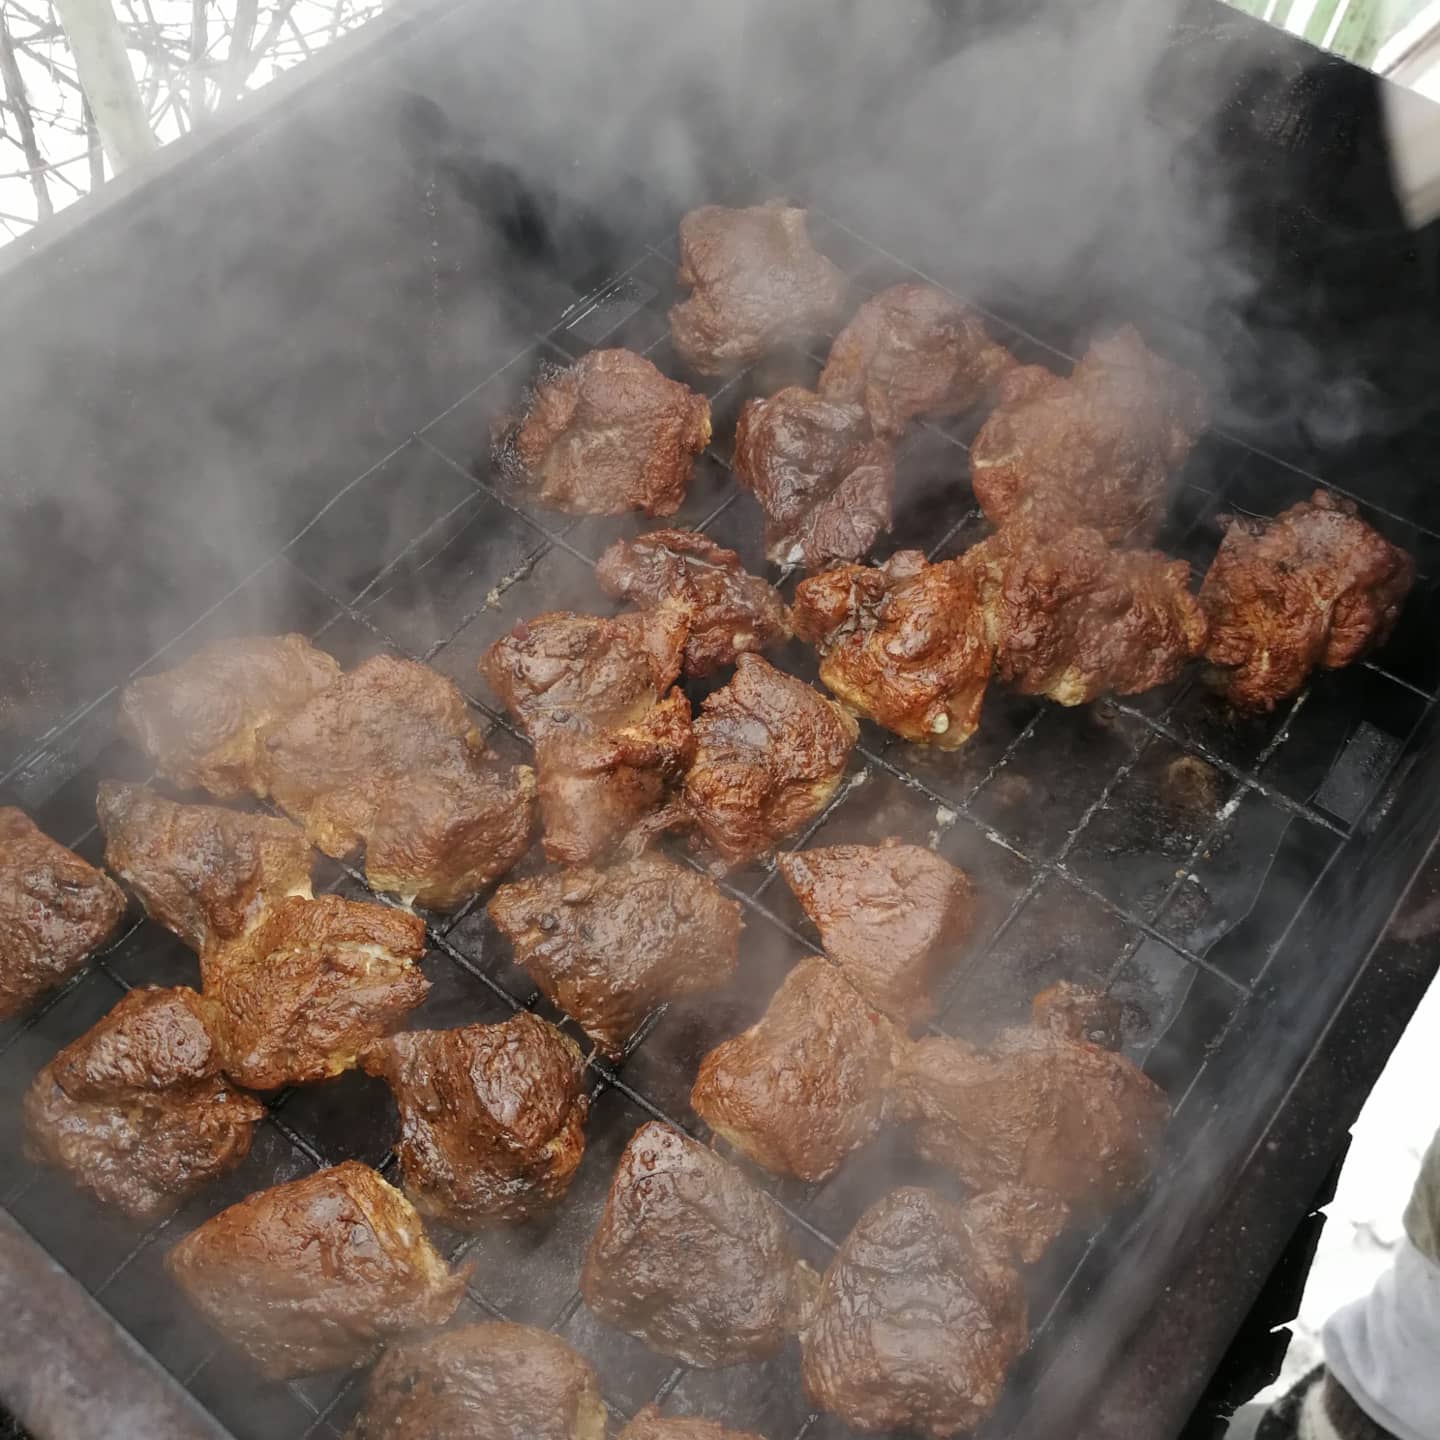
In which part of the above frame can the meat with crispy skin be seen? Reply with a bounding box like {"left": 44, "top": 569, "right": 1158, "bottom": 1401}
{"left": 892, "top": 983, "right": 1170, "bottom": 1215}
{"left": 347, "top": 1323, "right": 606, "bottom": 1440}
{"left": 1199, "top": 489, "right": 1414, "bottom": 711}
{"left": 581, "top": 1121, "right": 818, "bottom": 1367}
{"left": 685, "top": 655, "right": 858, "bottom": 867}
{"left": 359, "top": 1013, "right": 588, "bottom": 1227}
{"left": 791, "top": 551, "right": 993, "bottom": 748}
{"left": 965, "top": 523, "right": 1208, "bottom": 706}
{"left": 733, "top": 387, "right": 894, "bottom": 569}
{"left": 595, "top": 530, "right": 790, "bottom": 677}
{"left": 777, "top": 839, "right": 973, "bottom": 1022}
{"left": 488, "top": 855, "right": 741, "bottom": 1059}
{"left": 118, "top": 634, "right": 339, "bottom": 799}
{"left": 819, "top": 283, "right": 1015, "bottom": 436}
{"left": 494, "top": 349, "right": 711, "bottom": 516}
{"left": 969, "top": 326, "right": 1208, "bottom": 542}
{"left": 801, "top": 1186, "right": 1068, "bottom": 1438}
{"left": 669, "top": 203, "right": 846, "bottom": 375}
{"left": 691, "top": 956, "right": 899, "bottom": 1183}
{"left": 621, "top": 1407, "right": 767, "bottom": 1440}
{"left": 166, "top": 1161, "right": 466, "bottom": 1377}
{"left": 23, "top": 986, "right": 263, "bottom": 1219}
{"left": 97, "top": 781, "right": 312, "bottom": 953}
{"left": 201, "top": 895, "right": 428, "bottom": 1090}
{"left": 0, "top": 808, "right": 126, "bottom": 1020}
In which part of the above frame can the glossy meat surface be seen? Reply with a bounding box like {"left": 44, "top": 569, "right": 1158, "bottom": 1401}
{"left": 691, "top": 956, "right": 899, "bottom": 1183}
{"left": 167, "top": 1161, "right": 465, "bottom": 1377}
{"left": 595, "top": 529, "right": 790, "bottom": 677}
{"left": 777, "top": 839, "right": 974, "bottom": 1021}
{"left": 733, "top": 387, "right": 894, "bottom": 569}
{"left": 348, "top": 1323, "right": 606, "bottom": 1440}
{"left": 581, "top": 1121, "right": 817, "bottom": 1366}
{"left": 1199, "top": 489, "right": 1414, "bottom": 710}
{"left": 118, "top": 634, "right": 339, "bottom": 799}
{"left": 488, "top": 855, "right": 741, "bottom": 1059}
{"left": 23, "top": 986, "right": 263, "bottom": 1219}
{"left": 969, "top": 327, "right": 1207, "bottom": 541}
{"left": 791, "top": 551, "right": 993, "bottom": 748}
{"left": 360, "top": 1013, "right": 589, "bottom": 1226}
{"left": 685, "top": 655, "right": 858, "bottom": 867}
{"left": 893, "top": 984, "right": 1170, "bottom": 1214}
{"left": 819, "top": 283, "right": 1015, "bottom": 436}
{"left": 966, "top": 523, "right": 1208, "bottom": 705}
{"left": 669, "top": 203, "right": 846, "bottom": 375}
{"left": 495, "top": 348, "right": 711, "bottom": 516}
{"left": 97, "top": 781, "right": 312, "bottom": 953}
{"left": 0, "top": 808, "right": 126, "bottom": 1020}
{"left": 801, "top": 1186, "right": 1067, "bottom": 1437}
{"left": 621, "top": 1406, "right": 767, "bottom": 1440}
{"left": 201, "top": 895, "right": 428, "bottom": 1089}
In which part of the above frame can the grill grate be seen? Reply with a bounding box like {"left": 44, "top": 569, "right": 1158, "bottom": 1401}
{"left": 0, "top": 180, "right": 1436, "bottom": 1440}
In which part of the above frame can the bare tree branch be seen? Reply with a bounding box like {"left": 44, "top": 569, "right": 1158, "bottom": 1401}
{"left": 0, "top": 8, "right": 55, "bottom": 218}
{"left": 50, "top": 0, "right": 157, "bottom": 169}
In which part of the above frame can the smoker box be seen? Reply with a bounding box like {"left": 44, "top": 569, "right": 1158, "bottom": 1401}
{"left": 2, "top": 1, "right": 1439, "bottom": 1437}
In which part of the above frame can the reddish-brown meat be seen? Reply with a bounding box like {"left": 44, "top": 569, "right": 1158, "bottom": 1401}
{"left": 488, "top": 855, "right": 741, "bottom": 1059}
{"left": 581, "top": 1121, "right": 818, "bottom": 1367}
{"left": 892, "top": 983, "right": 1171, "bottom": 1216}
{"left": 621, "top": 1407, "right": 767, "bottom": 1440}
{"left": 684, "top": 655, "right": 858, "bottom": 867}
{"left": 801, "top": 1185, "right": 1068, "bottom": 1438}
{"left": 97, "top": 781, "right": 312, "bottom": 953}
{"left": 201, "top": 895, "right": 428, "bottom": 1090}
{"left": 791, "top": 551, "right": 993, "bottom": 748}
{"left": 347, "top": 1323, "right": 606, "bottom": 1440}
{"left": 691, "top": 956, "right": 900, "bottom": 1183}
{"left": 965, "top": 523, "right": 1208, "bottom": 706}
{"left": 733, "top": 387, "right": 894, "bottom": 569}
{"left": 23, "top": 986, "right": 263, "bottom": 1219}
{"left": 360, "top": 1013, "right": 589, "bottom": 1226}
{"left": 819, "top": 283, "right": 1015, "bottom": 436}
{"left": 494, "top": 349, "right": 711, "bottom": 516}
{"left": 1199, "top": 489, "right": 1414, "bottom": 711}
{"left": 969, "top": 326, "right": 1208, "bottom": 542}
{"left": 669, "top": 203, "right": 847, "bottom": 375}
{"left": 0, "top": 808, "right": 126, "bottom": 1020}
{"left": 118, "top": 634, "right": 339, "bottom": 799}
{"left": 166, "top": 1161, "right": 466, "bottom": 1377}
{"left": 595, "top": 529, "right": 790, "bottom": 678}
{"left": 777, "top": 839, "right": 974, "bottom": 1022}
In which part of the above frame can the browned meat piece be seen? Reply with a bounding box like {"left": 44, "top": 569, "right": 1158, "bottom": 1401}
{"left": 347, "top": 1323, "right": 605, "bottom": 1440}
{"left": 535, "top": 688, "right": 693, "bottom": 866}
{"left": 970, "top": 327, "right": 1208, "bottom": 542}
{"left": 581, "top": 1121, "right": 817, "bottom": 1366}
{"left": 23, "top": 986, "right": 263, "bottom": 1219}
{"left": 733, "top": 387, "right": 894, "bottom": 569}
{"left": 621, "top": 1407, "right": 767, "bottom": 1440}
{"left": 97, "top": 781, "right": 312, "bottom": 953}
{"left": 201, "top": 895, "right": 428, "bottom": 1090}
{"left": 166, "top": 1160, "right": 465, "bottom": 1377}
{"left": 685, "top": 655, "right": 858, "bottom": 868}
{"left": 801, "top": 1185, "right": 1068, "bottom": 1438}
{"left": 669, "top": 203, "right": 846, "bottom": 375}
{"left": 359, "top": 1013, "right": 588, "bottom": 1227}
{"left": 118, "top": 634, "right": 339, "bottom": 799}
{"left": 777, "top": 839, "right": 973, "bottom": 1022}
{"left": 481, "top": 609, "right": 688, "bottom": 742}
{"left": 595, "top": 529, "right": 790, "bottom": 677}
{"left": 1199, "top": 489, "right": 1414, "bottom": 711}
{"left": 0, "top": 808, "right": 126, "bottom": 1020}
{"left": 892, "top": 983, "right": 1170, "bottom": 1216}
{"left": 819, "top": 283, "right": 1015, "bottom": 436}
{"left": 691, "top": 956, "right": 899, "bottom": 1183}
{"left": 965, "top": 523, "right": 1208, "bottom": 706}
{"left": 791, "top": 551, "right": 993, "bottom": 748}
{"left": 488, "top": 855, "right": 741, "bottom": 1059}
{"left": 494, "top": 348, "right": 711, "bottom": 516}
